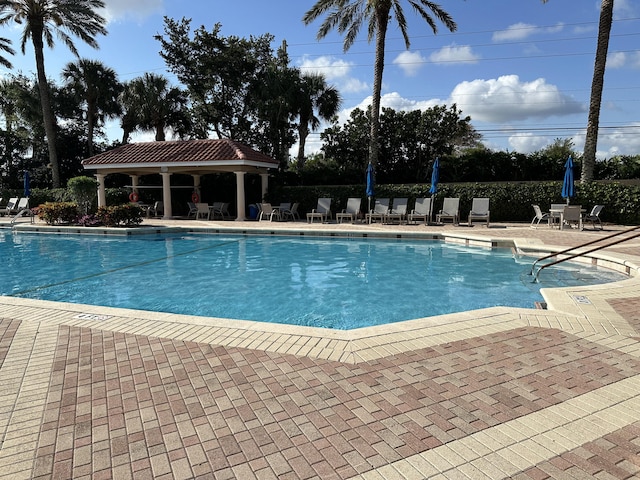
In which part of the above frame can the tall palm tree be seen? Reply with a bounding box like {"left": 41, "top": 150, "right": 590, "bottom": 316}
{"left": 0, "top": 0, "right": 107, "bottom": 187}
{"left": 62, "top": 59, "right": 122, "bottom": 157}
{"left": 304, "top": 0, "right": 456, "bottom": 168}
{"left": 0, "top": 35, "right": 13, "bottom": 68}
{"left": 120, "top": 73, "right": 191, "bottom": 143}
{"left": 542, "top": 0, "right": 613, "bottom": 182}
{"left": 295, "top": 72, "right": 342, "bottom": 172}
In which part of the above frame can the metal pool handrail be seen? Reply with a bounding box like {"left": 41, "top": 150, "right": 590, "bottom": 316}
{"left": 531, "top": 224, "right": 640, "bottom": 282}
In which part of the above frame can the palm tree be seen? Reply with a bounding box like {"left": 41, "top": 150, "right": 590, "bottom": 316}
{"left": 295, "top": 72, "right": 341, "bottom": 172}
{"left": 0, "top": 0, "right": 107, "bottom": 187}
{"left": 0, "top": 35, "right": 13, "bottom": 68}
{"left": 304, "top": 0, "right": 456, "bottom": 168}
{"left": 542, "top": 0, "right": 613, "bottom": 182}
{"left": 120, "top": 73, "right": 191, "bottom": 142}
{"left": 62, "top": 59, "right": 122, "bottom": 157}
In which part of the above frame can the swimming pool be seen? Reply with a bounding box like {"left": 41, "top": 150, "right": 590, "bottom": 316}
{"left": 0, "top": 231, "right": 626, "bottom": 329}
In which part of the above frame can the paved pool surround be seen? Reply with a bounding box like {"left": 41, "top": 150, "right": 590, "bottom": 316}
{"left": 2, "top": 218, "right": 640, "bottom": 479}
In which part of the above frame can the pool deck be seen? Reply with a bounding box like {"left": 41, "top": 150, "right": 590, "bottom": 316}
{"left": 2, "top": 217, "right": 640, "bottom": 479}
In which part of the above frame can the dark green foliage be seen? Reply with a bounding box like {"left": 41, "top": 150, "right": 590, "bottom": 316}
{"left": 34, "top": 202, "right": 80, "bottom": 225}
{"left": 96, "top": 204, "right": 143, "bottom": 227}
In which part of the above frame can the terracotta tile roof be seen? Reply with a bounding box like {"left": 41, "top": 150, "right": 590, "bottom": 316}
{"left": 81, "top": 138, "right": 278, "bottom": 167}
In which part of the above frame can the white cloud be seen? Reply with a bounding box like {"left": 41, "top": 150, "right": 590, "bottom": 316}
{"left": 607, "top": 52, "right": 626, "bottom": 69}
{"left": 508, "top": 133, "right": 551, "bottom": 153}
{"left": 492, "top": 22, "right": 563, "bottom": 42}
{"left": 449, "top": 75, "right": 584, "bottom": 123}
{"left": 298, "top": 55, "right": 369, "bottom": 93}
{"left": 392, "top": 51, "right": 426, "bottom": 76}
{"left": 631, "top": 52, "right": 640, "bottom": 69}
{"left": 429, "top": 44, "right": 480, "bottom": 65}
{"left": 492, "top": 23, "right": 537, "bottom": 42}
{"left": 101, "top": 0, "right": 164, "bottom": 23}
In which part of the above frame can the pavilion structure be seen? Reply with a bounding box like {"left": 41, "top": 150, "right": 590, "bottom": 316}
{"left": 81, "top": 138, "right": 279, "bottom": 221}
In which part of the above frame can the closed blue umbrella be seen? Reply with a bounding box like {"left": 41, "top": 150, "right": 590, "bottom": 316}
{"left": 428, "top": 158, "right": 440, "bottom": 222}
{"left": 23, "top": 171, "right": 31, "bottom": 197}
{"left": 365, "top": 162, "right": 374, "bottom": 212}
{"left": 561, "top": 156, "right": 575, "bottom": 204}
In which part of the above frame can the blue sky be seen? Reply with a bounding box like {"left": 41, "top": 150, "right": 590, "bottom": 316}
{"left": 1, "top": 0, "right": 639, "bottom": 159}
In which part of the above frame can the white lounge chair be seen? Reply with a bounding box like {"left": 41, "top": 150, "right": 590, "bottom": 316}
{"left": 384, "top": 198, "right": 408, "bottom": 224}
{"left": 531, "top": 204, "right": 550, "bottom": 228}
{"left": 336, "top": 198, "right": 361, "bottom": 223}
{"left": 365, "top": 198, "right": 389, "bottom": 224}
{"left": 195, "top": 202, "right": 209, "bottom": 220}
{"left": 468, "top": 198, "right": 490, "bottom": 227}
{"left": 0, "top": 197, "right": 18, "bottom": 216}
{"left": 148, "top": 201, "right": 163, "bottom": 218}
{"left": 584, "top": 205, "right": 604, "bottom": 230}
{"left": 436, "top": 198, "right": 460, "bottom": 225}
{"left": 307, "top": 197, "right": 332, "bottom": 223}
{"left": 407, "top": 197, "right": 431, "bottom": 225}
{"left": 186, "top": 202, "right": 198, "bottom": 219}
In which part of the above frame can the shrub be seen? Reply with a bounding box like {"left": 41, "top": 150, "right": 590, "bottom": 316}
{"left": 96, "top": 204, "right": 143, "bottom": 227}
{"left": 35, "top": 202, "right": 80, "bottom": 225}
{"left": 67, "top": 176, "right": 99, "bottom": 215}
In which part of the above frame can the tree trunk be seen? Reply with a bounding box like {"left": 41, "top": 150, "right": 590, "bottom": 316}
{"left": 582, "top": 0, "right": 613, "bottom": 183}
{"left": 31, "top": 32, "right": 60, "bottom": 188}
{"left": 369, "top": 11, "right": 389, "bottom": 169}
{"left": 87, "top": 102, "right": 95, "bottom": 157}
{"left": 296, "top": 121, "right": 309, "bottom": 172}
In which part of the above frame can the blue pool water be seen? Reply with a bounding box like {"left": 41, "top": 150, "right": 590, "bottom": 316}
{"left": 0, "top": 232, "right": 626, "bottom": 329}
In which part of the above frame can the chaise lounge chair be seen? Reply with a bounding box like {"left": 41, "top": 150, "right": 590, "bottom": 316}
{"left": 336, "top": 198, "right": 361, "bottom": 223}
{"left": 365, "top": 198, "right": 389, "bottom": 224}
{"left": 384, "top": 198, "right": 408, "bottom": 224}
{"left": 407, "top": 197, "right": 431, "bottom": 225}
{"left": 468, "top": 198, "right": 490, "bottom": 227}
{"left": 436, "top": 198, "right": 460, "bottom": 225}
{"left": 307, "top": 198, "right": 332, "bottom": 223}
{"left": 0, "top": 197, "right": 17, "bottom": 216}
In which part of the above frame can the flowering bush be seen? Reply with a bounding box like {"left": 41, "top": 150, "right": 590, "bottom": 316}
{"left": 35, "top": 202, "right": 80, "bottom": 225}
{"left": 77, "top": 214, "right": 102, "bottom": 227}
{"left": 96, "top": 204, "right": 144, "bottom": 227}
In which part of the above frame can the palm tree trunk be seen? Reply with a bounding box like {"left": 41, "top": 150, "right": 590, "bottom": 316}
{"left": 369, "top": 12, "right": 389, "bottom": 169}
{"left": 582, "top": 0, "right": 613, "bottom": 183}
{"left": 32, "top": 34, "right": 61, "bottom": 188}
{"left": 296, "top": 122, "right": 309, "bottom": 172}
{"left": 87, "top": 103, "right": 96, "bottom": 157}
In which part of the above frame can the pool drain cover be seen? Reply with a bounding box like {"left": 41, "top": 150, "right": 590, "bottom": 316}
{"left": 73, "top": 313, "right": 112, "bottom": 321}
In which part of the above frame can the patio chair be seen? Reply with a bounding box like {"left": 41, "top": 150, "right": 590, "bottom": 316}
{"left": 584, "top": 204, "right": 604, "bottom": 230}
{"left": 259, "top": 202, "right": 281, "bottom": 221}
{"left": 365, "top": 198, "right": 390, "bottom": 224}
{"left": 384, "top": 198, "right": 408, "bottom": 224}
{"left": 209, "top": 202, "right": 232, "bottom": 220}
{"left": 281, "top": 202, "right": 300, "bottom": 221}
{"left": 195, "top": 202, "right": 209, "bottom": 220}
{"left": 148, "top": 201, "right": 163, "bottom": 218}
{"left": 407, "top": 197, "right": 432, "bottom": 225}
{"left": 467, "top": 198, "right": 490, "bottom": 227}
{"left": 531, "top": 204, "right": 550, "bottom": 228}
{"left": 186, "top": 202, "right": 198, "bottom": 219}
{"left": 336, "top": 198, "right": 361, "bottom": 224}
{"left": 549, "top": 203, "right": 565, "bottom": 228}
{"left": 562, "top": 205, "right": 583, "bottom": 230}
{"left": 436, "top": 198, "right": 460, "bottom": 225}
{"left": 306, "top": 197, "right": 332, "bottom": 223}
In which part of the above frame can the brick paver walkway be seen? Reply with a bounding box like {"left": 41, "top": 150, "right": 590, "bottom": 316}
{"left": 2, "top": 220, "right": 640, "bottom": 479}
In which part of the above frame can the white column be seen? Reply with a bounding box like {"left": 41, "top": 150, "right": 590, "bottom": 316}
{"left": 260, "top": 173, "right": 269, "bottom": 201}
{"left": 235, "top": 171, "right": 246, "bottom": 221}
{"left": 161, "top": 171, "right": 172, "bottom": 218}
{"left": 96, "top": 173, "right": 106, "bottom": 208}
{"left": 192, "top": 174, "right": 201, "bottom": 201}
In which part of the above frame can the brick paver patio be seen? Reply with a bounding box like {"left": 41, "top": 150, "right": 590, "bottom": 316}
{"left": 2, "top": 219, "right": 640, "bottom": 479}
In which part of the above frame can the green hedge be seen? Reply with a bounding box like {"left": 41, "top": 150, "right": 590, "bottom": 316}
{"left": 272, "top": 181, "right": 640, "bottom": 225}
